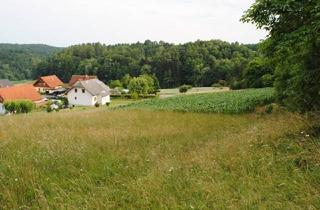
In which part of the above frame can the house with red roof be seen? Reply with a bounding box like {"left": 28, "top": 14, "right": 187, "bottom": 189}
{"left": 68, "top": 75, "right": 97, "bottom": 87}
{"left": 0, "top": 84, "right": 43, "bottom": 114}
{"left": 34, "top": 75, "right": 64, "bottom": 93}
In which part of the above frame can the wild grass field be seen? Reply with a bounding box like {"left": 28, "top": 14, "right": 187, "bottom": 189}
{"left": 0, "top": 108, "right": 319, "bottom": 209}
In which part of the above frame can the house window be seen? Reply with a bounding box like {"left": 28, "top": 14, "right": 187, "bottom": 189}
{"left": 82, "top": 89, "right": 85, "bottom": 93}
{"left": 75, "top": 88, "right": 78, "bottom": 93}
{"left": 75, "top": 97, "right": 77, "bottom": 100}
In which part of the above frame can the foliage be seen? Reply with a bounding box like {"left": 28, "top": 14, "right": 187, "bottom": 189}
{"left": 121, "top": 74, "right": 132, "bottom": 89}
{"left": 109, "top": 80, "right": 123, "bottom": 89}
{"left": 0, "top": 44, "right": 62, "bottom": 80}
{"left": 34, "top": 40, "right": 258, "bottom": 88}
{"left": 121, "top": 88, "right": 275, "bottom": 114}
{"left": 128, "top": 74, "right": 159, "bottom": 95}
{"left": 242, "top": 57, "right": 274, "bottom": 88}
{"left": 179, "top": 85, "right": 192, "bottom": 93}
{"left": 242, "top": 0, "right": 320, "bottom": 112}
{"left": 128, "top": 77, "right": 149, "bottom": 95}
{"left": 4, "top": 100, "right": 35, "bottom": 114}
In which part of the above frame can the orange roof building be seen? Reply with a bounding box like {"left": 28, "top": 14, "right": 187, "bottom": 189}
{"left": 0, "top": 84, "right": 43, "bottom": 103}
{"left": 34, "top": 75, "right": 64, "bottom": 93}
{"left": 68, "top": 75, "right": 97, "bottom": 87}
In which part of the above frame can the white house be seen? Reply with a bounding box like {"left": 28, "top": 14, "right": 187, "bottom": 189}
{"left": 67, "top": 79, "right": 110, "bottom": 106}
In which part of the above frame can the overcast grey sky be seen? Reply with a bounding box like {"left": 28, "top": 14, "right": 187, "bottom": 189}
{"left": 0, "top": 0, "right": 266, "bottom": 47}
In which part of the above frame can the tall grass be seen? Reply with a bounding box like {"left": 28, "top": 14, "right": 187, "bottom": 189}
{"left": 0, "top": 109, "right": 319, "bottom": 209}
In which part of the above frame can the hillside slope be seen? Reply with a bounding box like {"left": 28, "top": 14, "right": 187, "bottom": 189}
{"left": 0, "top": 109, "right": 318, "bottom": 209}
{"left": 0, "top": 44, "right": 62, "bottom": 80}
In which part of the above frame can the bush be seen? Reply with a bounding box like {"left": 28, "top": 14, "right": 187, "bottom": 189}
{"left": 179, "top": 85, "right": 192, "bottom": 93}
{"left": 230, "top": 81, "right": 244, "bottom": 90}
{"left": 57, "top": 97, "right": 69, "bottom": 108}
{"left": 212, "top": 83, "right": 223, "bottom": 88}
{"left": 109, "top": 80, "right": 123, "bottom": 89}
{"left": 265, "top": 104, "right": 274, "bottom": 114}
{"left": 4, "top": 100, "right": 35, "bottom": 114}
{"left": 131, "top": 92, "right": 139, "bottom": 100}
{"left": 95, "top": 102, "right": 100, "bottom": 107}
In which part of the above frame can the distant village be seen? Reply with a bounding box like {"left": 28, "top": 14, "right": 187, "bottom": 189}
{"left": 0, "top": 75, "right": 115, "bottom": 114}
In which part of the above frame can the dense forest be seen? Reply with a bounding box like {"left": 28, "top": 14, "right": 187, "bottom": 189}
{"left": 0, "top": 44, "right": 62, "bottom": 80}
{"left": 34, "top": 40, "right": 272, "bottom": 88}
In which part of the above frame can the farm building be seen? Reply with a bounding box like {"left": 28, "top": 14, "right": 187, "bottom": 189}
{"left": 68, "top": 75, "right": 97, "bottom": 87}
{"left": 67, "top": 79, "right": 110, "bottom": 106}
{"left": 34, "top": 75, "right": 64, "bottom": 94}
{"left": 0, "top": 79, "right": 13, "bottom": 88}
{"left": 0, "top": 84, "right": 43, "bottom": 114}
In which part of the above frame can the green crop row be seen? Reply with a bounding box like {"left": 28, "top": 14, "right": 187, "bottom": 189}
{"left": 120, "top": 88, "right": 275, "bottom": 114}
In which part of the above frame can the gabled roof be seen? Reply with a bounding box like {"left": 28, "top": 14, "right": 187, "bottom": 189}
{"left": 0, "top": 79, "right": 13, "bottom": 88}
{"left": 0, "top": 84, "right": 43, "bottom": 102}
{"left": 72, "top": 79, "right": 110, "bottom": 97}
{"left": 68, "top": 75, "right": 97, "bottom": 86}
{"left": 34, "top": 75, "right": 63, "bottom": 88}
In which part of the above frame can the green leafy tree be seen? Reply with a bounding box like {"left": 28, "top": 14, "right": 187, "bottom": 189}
{"left": 109, "top": 80, "right": 123, "bottom": 89}
{"left": 242, "top": 0, "right": 320, "bottom": 111}
{"left": 121, "top": 74, "right": 132, "bottom": 89}
{"left": 128, "top": 77, "right": 150, "bottom": 95}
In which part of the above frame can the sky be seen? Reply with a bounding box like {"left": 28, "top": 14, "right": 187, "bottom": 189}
{"left": 0, "top": 0, "right": 266, "bottom": 47}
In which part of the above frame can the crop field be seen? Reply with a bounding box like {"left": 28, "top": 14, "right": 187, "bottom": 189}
{"left": 122, "top": 88, "right": 275, "bottom": 114}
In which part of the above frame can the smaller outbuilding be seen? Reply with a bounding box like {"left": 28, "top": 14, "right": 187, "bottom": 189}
{"left": 0, "top": 79, "right": 13, "bottom": 88}
{"left": 67, "top": 79, "right": 110, "bottom": 106}
{"left": 34, "top": 75, "right": 64, "bottom": 94}
{"left": 0, "top": 84, "right": 43, "bottom": 114}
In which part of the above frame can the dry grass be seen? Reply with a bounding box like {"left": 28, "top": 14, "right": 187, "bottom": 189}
{"left": 0, "top": 109, "right": 319, "bottom": 209}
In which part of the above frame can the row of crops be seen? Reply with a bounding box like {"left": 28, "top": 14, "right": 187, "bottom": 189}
{"left": 120, "top": 88, "right": 276, "bottom": 114}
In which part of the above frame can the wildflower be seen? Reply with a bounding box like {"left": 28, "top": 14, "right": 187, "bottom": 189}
{"left": 168, "top": 167, "right": 174, "bottom": 172}
{"left": 14, "top": 178, "right": 18, "bottom": 182}
{"left": 306, "top": 134, "right": 310, "bottom": 137}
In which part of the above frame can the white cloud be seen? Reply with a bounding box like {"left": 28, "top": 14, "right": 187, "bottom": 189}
{"left": 0, "top": 0, "right": 266, "bottom": 46}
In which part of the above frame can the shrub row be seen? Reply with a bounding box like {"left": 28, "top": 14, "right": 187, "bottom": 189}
{"left": 4, "top": 100, "right": 35, "bottom": 114}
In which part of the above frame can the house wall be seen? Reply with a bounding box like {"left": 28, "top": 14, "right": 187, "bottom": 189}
{"left": 101, "top": 95, "right": 110, "bottom": 105}
{"left": 68, "top": 88, "right": 95, "bottom": 106}
{"left": 0, "top": 103, "right": 5, "bottom": 115}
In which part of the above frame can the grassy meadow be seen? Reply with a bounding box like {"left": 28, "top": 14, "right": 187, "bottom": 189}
{"left": 0, "top": 107, "right": 319, "bottom": 209}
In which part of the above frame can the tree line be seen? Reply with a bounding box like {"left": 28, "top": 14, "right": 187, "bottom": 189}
{"left": 34, "top": 40, "right": 272, "bottom": 89}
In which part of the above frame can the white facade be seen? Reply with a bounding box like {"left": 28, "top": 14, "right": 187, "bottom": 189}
{"left": 67, "top": 87, "right": 110, "bottom": 106}
{"left": 0, "top": 103, "right": 5, "bottom": 114}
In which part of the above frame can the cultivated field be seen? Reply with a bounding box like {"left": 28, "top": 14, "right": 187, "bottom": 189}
{"left": 122, "top": 88, "right": 275, "bottom": 114}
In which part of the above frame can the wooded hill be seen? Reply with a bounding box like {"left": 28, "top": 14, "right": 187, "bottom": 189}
{"left": 35, "top": 40, "right": 266, "bottom": 88}
{"left": 0, "top": 44, "right": 62, "bottom": 81}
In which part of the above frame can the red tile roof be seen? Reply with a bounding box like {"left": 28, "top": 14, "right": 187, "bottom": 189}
{"left": 34, "top": 75, "right": 63, "bottom": 89}
{"left": 68, "top": 75, "right": 97, "bottom": 86}
{"left": 0, "top": 84, "right": 43, "bottom": 103}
